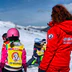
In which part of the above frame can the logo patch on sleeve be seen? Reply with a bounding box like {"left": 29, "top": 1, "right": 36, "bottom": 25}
{"left": 48, "top": 34, "right": 53, "bottom": 39}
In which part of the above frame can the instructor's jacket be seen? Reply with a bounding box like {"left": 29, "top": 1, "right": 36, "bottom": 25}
{"left": 39, "top": 20, "right": 72, "bottom": 71}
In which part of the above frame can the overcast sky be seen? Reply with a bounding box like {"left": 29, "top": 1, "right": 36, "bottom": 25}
{"left": 0, "top": 0, "right": 72, "bottom": 26}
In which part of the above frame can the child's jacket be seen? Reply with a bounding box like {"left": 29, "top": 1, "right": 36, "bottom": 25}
{"left": 1, "top": 40, "right": 26, "bottom": 71}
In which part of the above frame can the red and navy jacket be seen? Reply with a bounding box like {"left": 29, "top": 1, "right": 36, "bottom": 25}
{"left": 39, "top": 20, "right": 72, "bottom": 72}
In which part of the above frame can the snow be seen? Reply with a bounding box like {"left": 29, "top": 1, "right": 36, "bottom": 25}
{"left": 0, "top": 21, "right": 72, "bottom": 72}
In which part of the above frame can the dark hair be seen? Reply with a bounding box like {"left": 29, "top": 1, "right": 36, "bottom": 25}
{"left": 2, "top": 33, "right": 7, "bottom": 38}
{"left": 51, "top": 4, "right": 72, "bottom": 23}
{"left": 2, "top": 33, "right": 9, "bottom": 41}
{"left": 8, "top": 36, "right": 19, "bottom": 48}
{"left": 8, "top": 36, "right": 19, "bottom": 41}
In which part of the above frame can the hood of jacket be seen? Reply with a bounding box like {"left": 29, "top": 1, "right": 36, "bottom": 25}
{"left": 57, "top": 20, "right": 72, "bottom": 35}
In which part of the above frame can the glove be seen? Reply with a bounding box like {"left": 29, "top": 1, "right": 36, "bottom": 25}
{"left": 33, "top": 56, "right": 37, "bottom": 60}
{"left": 23, "top": 63, "right": 27, "bottom": 72}
{"left": 0, "top": 63, "right": 3, "bottom": 72}
{"left": 38, "top": 68, "right": 45, "bottom": 72}
{"left": 1, "top": 63, "right": 5, "bottom": 69}
{"left": 0, "top": 68, "right": 2, "bottom": 72}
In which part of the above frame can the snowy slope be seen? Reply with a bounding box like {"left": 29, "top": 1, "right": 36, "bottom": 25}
{"left": 0, "top": 21, "right": 72, "bottom": 72}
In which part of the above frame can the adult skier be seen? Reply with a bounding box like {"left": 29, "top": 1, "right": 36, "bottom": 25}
{"left": 38, "top": 4, "right": 72, "bottom": 72}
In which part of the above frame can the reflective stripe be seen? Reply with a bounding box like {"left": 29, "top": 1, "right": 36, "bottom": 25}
{"left": 4, "top": 66, "right": 22, "bottom": 71}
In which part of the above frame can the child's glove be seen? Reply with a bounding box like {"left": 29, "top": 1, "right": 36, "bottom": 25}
{"left": 0, "top": 63, "right": 2, "bottom": 72}
{"left": 0, "top": 63, "right": 5, "bottom": 72}
{"left": 33, "top": 56, "right": 37, "bottom": 60}
{"left": 23, "top": 63, "right": 27, "bottom": 72}
{"left": 0, "top": 68, "right": 2, "bottom": 72}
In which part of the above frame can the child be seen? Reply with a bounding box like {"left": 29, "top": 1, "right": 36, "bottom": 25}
{"left": 27, "top": 38, "right": 46, "bottom": 67}
{"left": 0, "top": 28, "right": 27, "bottom": 72}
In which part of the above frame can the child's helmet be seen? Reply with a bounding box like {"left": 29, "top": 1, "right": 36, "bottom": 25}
{"left": 34, "top": 38, "right": 41, "bottom": 43}
{"left": 7, "top": 28, "right": 19, "bottom": 38}
{"left": 2, "top": 33, "right": 7, "bottom": 41}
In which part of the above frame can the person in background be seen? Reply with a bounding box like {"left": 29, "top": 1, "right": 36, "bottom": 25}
{"left": 38, "top": 4, "right": 72, "bottom": 72}
{"left": 0, "top": 28, "right": 27, "bottom": 72}
{"left": 27, "top": 38, "right": 46, "bottom": 67}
